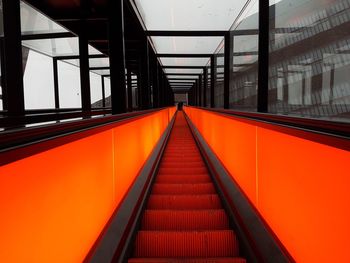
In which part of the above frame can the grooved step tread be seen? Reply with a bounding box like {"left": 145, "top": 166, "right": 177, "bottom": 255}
{"left": 158, "top": 167, "right": 208, "bottom": 175}
{"left": 147, "top": 194, "right": 222, "bottom": 210}
{"left": 141, "top": 210, "right": 230, "bottom": 230}
{"left": 133, "top": 231, "right": 239, "bottom": 257}
{"left": 156, "top": 175, "right": 212, "bottom": 184}
{"left": 152, "top": 183, "right": 216, "bottom": 195}
{"left": 129, "top": 258, "right": 247, "bottom": 263}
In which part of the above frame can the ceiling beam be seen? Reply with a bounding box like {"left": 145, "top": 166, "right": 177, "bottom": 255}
{"left": 146, "top": 31, "right": 226, "bottom": 36}
{"left": 157, "top": 53, "right": 212, "bottom": 58}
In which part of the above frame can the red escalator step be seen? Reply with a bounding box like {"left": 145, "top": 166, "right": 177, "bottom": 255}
{"left": 141, "top": 210, "right": 230, "bottom": 230}
{"left": 147, "top": 194, "right": 222, "bottom": 210}
{"left": 158, "top": 167, "right": 208, "bottom": 175}
{"left": 129, "top": 258, "right": 247, "bottom": 263}
{"left": 161, "top": 157, "right": 203, "bottom": 162}
{"left": 156, "top": 175, "right": 212, "bottom": 184}
{"left": 133, "top": 230, "right": 239, "bottom": 257}
{"left": 152, "top": 183, "right": 216, "bottom": 195}
{"left": 160, "top": 161, "right": 206, "bottom": 168}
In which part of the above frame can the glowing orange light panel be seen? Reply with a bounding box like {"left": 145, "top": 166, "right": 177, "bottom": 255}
{"left": 184, "top": 106, "right": 350, "bottom": 263}
{"left": 0, "top": 107, "right": 176, "bottom": 263}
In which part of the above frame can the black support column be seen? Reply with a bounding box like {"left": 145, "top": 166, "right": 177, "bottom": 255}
{"left": 257, "top": 0, "right": 269, "bottom": 113}
{"left": 198, "top": 74, "right": 202, "bottom": 107}
{"left": 53, "top": 58, "right": 60, "bottom": 109}
{"left": 140, "top": 36, "right": 151, "bottom": 109}
{"left": 127, "top": 69, "right": 133, "bottom": 111}
{"left": 152, "top": 56, "right": 159, "bottom": 108}
{"left": 210, "top": 55, "right": 216, "bottom": 108}
{"left": 79, "top": 32, "right": 91, "bottom": 111}
{"left": 203, "top": 67, "right": 208, "bottom": 107}
{"left": 224, "top": 32, "right": 233, "bottom": 109}
{"left": 108, "top": 0, "right": 127, "bottom": 114}
{"left": 2, "top": 0, "right": 25, "bottom": 116}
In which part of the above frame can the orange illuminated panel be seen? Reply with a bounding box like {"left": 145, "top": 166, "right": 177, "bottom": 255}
{"left": 0, "top": 107, "right": 176, "bottom": 263}
{"left": 184, "top": 106, "right": 350, "bottom": 263}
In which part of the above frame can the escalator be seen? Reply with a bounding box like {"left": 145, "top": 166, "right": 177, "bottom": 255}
{"left": 128, "top": 111, "right": 247, "bottom": 262}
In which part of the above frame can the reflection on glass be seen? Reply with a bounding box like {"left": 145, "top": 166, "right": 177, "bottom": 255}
{"left": 268, "top": 0, "right": 350, "bottom": 122}
{"left": 20, "top": 1, "right": 68, "bottom": 35}
{"left": 58, "top": 61, "right": 81, "bottom": 108}
{"left": 23, "top": 48, "right": 55, "bottom": 109}
{"left": 229, "top": 0, "right": 258, "bottom": 111}
{"left": 90, "top": 72, "right": 103, "bottom": 108}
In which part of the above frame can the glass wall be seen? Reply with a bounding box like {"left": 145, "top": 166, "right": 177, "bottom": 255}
{"left": 58, "top": 60, "right": 81, "bottom": 108}
{"left": 268, "top": 0, "right": 350, "bottom": 122}
{"left": 214, "top": 46, "right": 224, "bottom": 108}
{"left": 229, "top": 0, "right": 259, "bottom": 111}
{"left": 23, "top": 49, "right": 55, "bottom": 109}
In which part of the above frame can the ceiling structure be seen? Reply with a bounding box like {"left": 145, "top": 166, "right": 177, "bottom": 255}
{"left": 22, "top": 0, "right": 250, "bottom": 92}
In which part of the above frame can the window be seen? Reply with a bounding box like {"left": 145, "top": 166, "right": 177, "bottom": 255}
{"left": 23, "top": 49, "right": 55, "bottom": 109}
{"left": 58, "top": 61, "right": 81, "bottom": 108}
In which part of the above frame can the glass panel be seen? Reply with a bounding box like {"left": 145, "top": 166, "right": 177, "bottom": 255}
{"left": 104, "top": 77, "right": 111, "bottom": 107}
{"left": 0, "top": 0, "right": 4, "bottom": 36}
{"left": 20, "top": 1, "right": 68, "bottom": 35}
{"left": 214, "top": 45, "right": 224, "bottom": 108}
{"left": 268, "top": 0, "right": 350, "bottom": 123}
{"left": 90, "top": 72, "right": 103, "bottom": 108}
{"left": 160, "top": 57, "right": 210, "bottom": 66}
{"left": 166, "top": 75, "right": 198, "bottom": 79}
{"left": 229, "top": 0, "right": 259, "bottom": 111}
{"left": 23, "top": 49, "right": 55, "bottom": 109}
{"left": 152, "top": 36, "right": 223, "bottom": 54}
{"left": 91, "top": 69, "right": 110, "bottom": 75}
{"left": 135, "top": 0, "right": 248, "bottom": 31}
{"left": 58, "top": 61, "right": 81, "bottom": 108}
{"left": 22, "top": 37, "right": 79, "bottom": 57}
{"left": 89, "top": 57, "right": 109, "bottom": 68}
{"left": 165, "top": 68, "right": 203, "bottom": 74}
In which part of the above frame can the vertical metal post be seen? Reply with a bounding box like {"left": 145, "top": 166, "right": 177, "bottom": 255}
{"left": 152, "top": 60, "right": 159, "bottom": 108}
{"left": 2, "top": 0, "right": 25, "bottom": 115}
{"left": 203, "top": 67, "right": 208, "bottom": 107}
{"left": 127, "top": 68, "right": 133, "bottom": 111}
{"left": 53, "top": 58, "right": 60, "bottom": 108}
{"left": 198, "top": 74, "right": 202, "bottom": 107}
{"left": 79, "top": 32, "right": 91, "bottom": 111}
{"left": 257, "top": 0, "right": 269, "bottom": 112}
{"left": 158, "top": 67, "right": 164, "bottom": 107}
{"left": 101, "top": 75, "right": 106, "bottom": 108}
{"left": 108, "top": 0, "right": 127, "bottom": 114}
{"left": 224, "top": 32, "right": 233, "bottom": 109}
{"left": 210, "top": 55, "right": 216, "bottom": 108}
{"left": 140, "top": 35, "right": 151, "bottom": 109}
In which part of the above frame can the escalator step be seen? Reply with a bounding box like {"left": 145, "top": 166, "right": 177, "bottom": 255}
{"left": 152, "top": 183, "right": 216, "bottom": 195}
{"left": 128, "top": 258, "right": 246, "bottom": 263}
{"left": 158, "top": 167, "right": 208, "bottom": 175}
{"left": 156, "top": 175, "right": 212, "bottom": 184}
{"left": 147, "top": 194, "right": 222, "bottom": 210}
{"left": 132, "top": 231, "right": 239, "bottom": 257}
{"left": 141, "top": 210, "right": 230, "bottom": 230}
